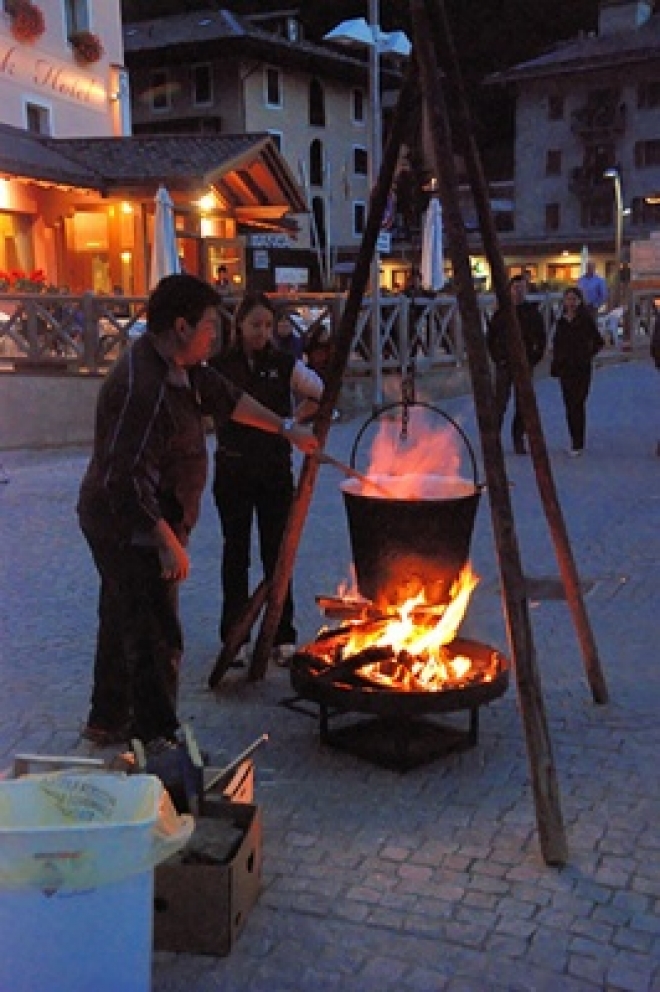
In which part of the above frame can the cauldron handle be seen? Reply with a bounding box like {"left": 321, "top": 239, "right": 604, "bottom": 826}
{"left": 348, "top": 401, "right": 480, "bottom": 489}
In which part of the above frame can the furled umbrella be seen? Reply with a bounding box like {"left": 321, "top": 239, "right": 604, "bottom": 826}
{"left": 421, "top": 196, "right": 445, "bottom": 292}
{"left": 150, "top": 185, "right": 181, "bottom": 289}
{"left": 580, "top": 244, "right": 589, "bottom": 277}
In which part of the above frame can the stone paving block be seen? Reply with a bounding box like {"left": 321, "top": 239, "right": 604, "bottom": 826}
{"left": 614, "top": 927, "right": 656, "bottom": 954}
{"left": 630, "top": 912, "right": 660, "bottom": 935}
{"left": 606, "top": 958, "right": 656, "bottom": 992}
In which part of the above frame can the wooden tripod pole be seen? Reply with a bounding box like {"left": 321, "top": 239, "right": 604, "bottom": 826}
{"left": 245, "top": 66, "right": 419, "bottom": 681}
{"left": 412, "top": 0, "right": 567, "bottom": 865}
{"left": 423, "top": 0, "right": 608, "bottom": 706}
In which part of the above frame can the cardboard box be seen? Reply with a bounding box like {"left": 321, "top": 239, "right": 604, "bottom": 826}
{"left": 153, "top": 800, "right": 262, "bottom": 956}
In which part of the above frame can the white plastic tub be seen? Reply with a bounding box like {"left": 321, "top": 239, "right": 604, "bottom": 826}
{"left": 0, "top": 773, "right": 166, "bottom": 992}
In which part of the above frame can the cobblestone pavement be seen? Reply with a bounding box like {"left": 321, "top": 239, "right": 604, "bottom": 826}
{"left": 1, "top": 358, "right": 659, "bottom": 991}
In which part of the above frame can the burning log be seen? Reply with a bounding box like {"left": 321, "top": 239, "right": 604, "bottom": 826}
{"left": 314, "top": 645, "right": 395, "bottom": 683}
{"left": 316, "top": 595, "right": 447, "bottom": 627}
{"left": 315, "top": 595, "right": 388, "bottom": 623}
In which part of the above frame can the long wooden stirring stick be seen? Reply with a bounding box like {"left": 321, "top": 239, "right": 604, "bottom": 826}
{"left": 315, "top": 451, "right": 395, "bottom": 497}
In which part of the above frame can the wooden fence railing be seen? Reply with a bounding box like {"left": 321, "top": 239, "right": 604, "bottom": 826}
{"left": 0, "top": 289, "right": 654, "bottom": 380}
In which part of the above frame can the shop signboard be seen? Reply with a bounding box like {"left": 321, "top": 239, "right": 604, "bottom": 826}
{"left": 631, "top": 235, "right": 660, "bottom": 277}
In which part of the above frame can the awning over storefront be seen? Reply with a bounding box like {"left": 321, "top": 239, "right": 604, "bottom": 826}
{"left": 0, "top": 123, "right": 306, "bottom": 218}
{"left": 0, "top": 123, "right": 307, "bottom": 292}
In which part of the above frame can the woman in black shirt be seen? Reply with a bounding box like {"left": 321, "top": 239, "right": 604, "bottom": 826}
{"left": 551, "top": 286, "right": 604, "bottom": 456}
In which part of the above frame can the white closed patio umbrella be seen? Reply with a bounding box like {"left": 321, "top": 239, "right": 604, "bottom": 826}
{"left": 580, "top": 244, "right": 589, "bottom": 277}
{"left": 421, "top": 197, "right": 445, "bottom": 292}
{"left": 150, "top": 186, "right": 181, "bottom": 289}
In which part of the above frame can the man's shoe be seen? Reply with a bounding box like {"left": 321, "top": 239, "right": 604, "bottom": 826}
{"left": 81, "top": 723, "right": 131, "bottom": 748}
{"left": 513, "top": 437, "right": 527, "bottom": 455}
{"left": 568, "top": 448, "right": 584, "bottom": 458}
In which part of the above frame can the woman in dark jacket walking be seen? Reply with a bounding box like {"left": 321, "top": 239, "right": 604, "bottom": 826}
{"left": 551, "top": 285, "right": 604, "bottom": 456}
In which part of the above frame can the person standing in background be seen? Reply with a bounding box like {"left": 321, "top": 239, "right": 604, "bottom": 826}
{"left": 550, "top": 286, "right": 604, "bottom": 457}
{"left": 578, "top": 261, "right": 608, "bottom": 322}
{"left": 209, "top": 291, "right": 324, "bottom": 668}
{"left": 486, "top": 275, "right": 547, "bottom": 455}
{"left": 214, "top": 265, "right": 230, "bottom": 292}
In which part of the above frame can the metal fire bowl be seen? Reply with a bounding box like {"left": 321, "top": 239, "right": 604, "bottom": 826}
{"left": 289, "top": 635, "right": 510, "bottom": 720}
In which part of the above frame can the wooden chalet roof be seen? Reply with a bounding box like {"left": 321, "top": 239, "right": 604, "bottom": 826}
{"left": 489, "top": 12, "right": 660, "bottom": 84}
{"left": 0, "top": 124, "right": 307, "bottom": 221}
{"left": 0, "top": 122, "right": 99, "bottom": 189}
{"left": 122, "top": 8, "right": 401, "bottom": 85}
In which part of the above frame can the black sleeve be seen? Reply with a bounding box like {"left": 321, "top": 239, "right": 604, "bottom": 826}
{"left": 195, "top": 364, "right": 242, "bottom": 422}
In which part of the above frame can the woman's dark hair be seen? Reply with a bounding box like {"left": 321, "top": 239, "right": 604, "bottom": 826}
{"left": 563, "top": 285, "right": 586, "bottom": 306}
{"left": 147, "top": 274, "right": 221, "bottom": 335}
{"left": 232, "top": 291, "right": 275, "bottom": 339}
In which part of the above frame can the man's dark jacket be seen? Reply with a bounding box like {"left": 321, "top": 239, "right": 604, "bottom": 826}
{"left": 487, "top": 301, "right": 547, "bottom": 368}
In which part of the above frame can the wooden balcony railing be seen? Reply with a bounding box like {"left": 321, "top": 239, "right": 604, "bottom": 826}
{"left": 1, "top": 288, "right": 654, "bottom": 383}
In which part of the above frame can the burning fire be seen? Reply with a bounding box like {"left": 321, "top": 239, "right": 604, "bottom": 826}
{"left": 311, "top": 409, "right": 492, "bottom": 692}
{"left": 362, "top": 409, "right": 466, "bottom": 499}
{"left": 323, "top": 566, "right": 494, "bottom": 693}
{"left": 343, "top": 565, "right": 478, "bottom": 656}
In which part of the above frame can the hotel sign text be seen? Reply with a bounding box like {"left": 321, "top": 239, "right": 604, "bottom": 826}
{"left": 0, "top": 39, "right": 106, "bottom": 109}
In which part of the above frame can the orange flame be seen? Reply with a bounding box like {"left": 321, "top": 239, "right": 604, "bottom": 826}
{"left": 343, "top": 564, "right": 477, "bottom": 655}
{"left": 362, "top": 409, "right": 467, "bottom": 499}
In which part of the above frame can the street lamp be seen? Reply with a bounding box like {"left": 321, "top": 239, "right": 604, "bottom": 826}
{"left": 324, "top": 2, "right": 411, "bottom": 406}
{"left": 604, "top": 167, "right": 623, "bottom": 308}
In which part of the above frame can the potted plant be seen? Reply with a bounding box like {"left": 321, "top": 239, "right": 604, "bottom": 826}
{"left": 69, "top": 29, "right": 104, "bottom": 65}
{"left": 10, "top": 269, "right": 47, "bottom": 293}
{"left": 7, "top": 1, "right": 45, "bottom": 43}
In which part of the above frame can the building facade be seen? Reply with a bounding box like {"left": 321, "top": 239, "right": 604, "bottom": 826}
{"left": 123, "top": 7, "right": 407, "bottom": 292}
{"left": 487, "top": 0, "right": 660, "bottom": 290}
{"left": 0, "top": 1, "right": 306, "bottom": 295}
{"left": 0, "top": 0, "right": 127, "bottom": 137}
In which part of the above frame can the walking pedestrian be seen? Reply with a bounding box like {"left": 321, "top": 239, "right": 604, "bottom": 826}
{"left": 486, "top": 275, "right": 547, "bottom": 454}
{"left": 209, "top": 291, "right": 324, "bottom": 668}
{"left": 77, "top": 274, "right": 318, "bottom": 751}
{"left": 550, "top": 285, "right": 604, "bottom": 457}
{"left": 577, "top": 260, "right": 608, "bottom": 322}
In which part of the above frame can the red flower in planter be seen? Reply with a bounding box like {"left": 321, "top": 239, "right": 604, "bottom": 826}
{"left": 8, "top": 269, "right": 47, "bottom": 292}
{"left": 8, "top": 1, "right": 45, "bottom": 43}
{"left": 69, "top": 29, "right": 104, "bottom": 65}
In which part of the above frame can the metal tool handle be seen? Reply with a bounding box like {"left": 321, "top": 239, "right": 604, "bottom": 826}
{"left": 203, "top": 733, "right": 269, "bottom": 795}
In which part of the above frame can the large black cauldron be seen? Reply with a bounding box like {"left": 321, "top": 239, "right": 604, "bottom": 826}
{"left": 341, "top": 403, "right": 481, "bottom": 607}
